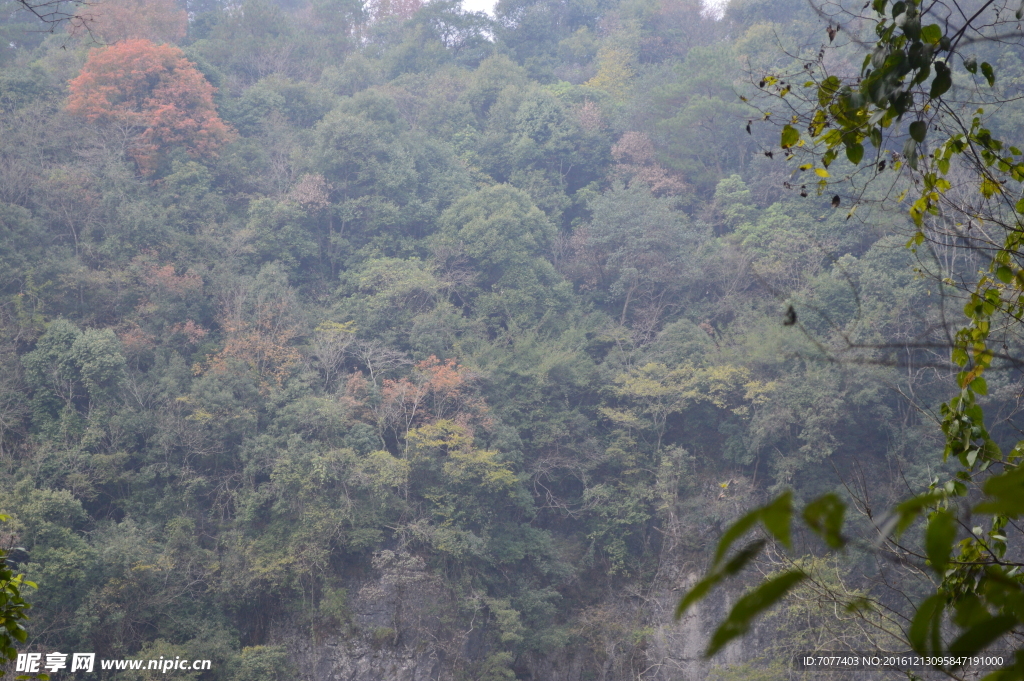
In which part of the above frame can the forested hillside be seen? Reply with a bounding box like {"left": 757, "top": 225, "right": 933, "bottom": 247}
{"left": 0, "top": 0, "right": 1014, "bottom": 677}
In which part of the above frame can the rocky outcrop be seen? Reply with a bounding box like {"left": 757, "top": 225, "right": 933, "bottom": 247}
{"left": 275, "top": 549, "right": 765, "bottom": 681}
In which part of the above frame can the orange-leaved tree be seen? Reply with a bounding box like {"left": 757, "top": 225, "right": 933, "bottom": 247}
{"left": 209, "top": 295, "right": 302, "bottom": 394}
{"left": 67, "top": 39, "right": 234, "bottom": 175}
{"left": 377, "top": 356, "right": 490, "bottom": 454}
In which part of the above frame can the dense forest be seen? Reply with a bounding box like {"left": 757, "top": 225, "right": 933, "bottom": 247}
{"left": 1, "top": 0, "right": 1020, "bottom": 677}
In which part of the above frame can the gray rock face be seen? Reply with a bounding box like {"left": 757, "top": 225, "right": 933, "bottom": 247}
{"left": 275, "top": 550, "right": 758, "bottom": 681}
{"left": 280, "top": 550, "right": 449, "bottom": 681}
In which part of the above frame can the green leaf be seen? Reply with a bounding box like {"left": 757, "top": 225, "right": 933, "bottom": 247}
{"left": 981, "top": 176, "right": 1002, "bottom": 198}
{"left": 705, "top": 571, "right": 806, "bottom": 656}
{"left": 675, "top": 540, "right": 766, "bottom": 619}
{"left": 674, "top": 572, "right": 725, "bottom": 621}
{"left": 909, "top": 120, "right": 927, "bottom": 142}
{"left": 912, "top": 62, "right": 932, "bottom": 85}
{"left": 909, "top": 593, "right": 945, "bottom": 654}
{"left": 711, "top": 492, "right": 793, "bottom": 564}
{"left": 947, "top": 615, "right": 1017, "bottom": 661}
{"left": 964, "top": 57, "right": 978, "bottom": 74}
{"left": 925, "top": 510, "right": 956, "bottom": 574}
{"left": 931, "top": 62, "right": 952, "bottom": 98}
{"left": 976, "top": 466, "right": 1024, "bottom": 516}
{"left": 904, "top": 17, "right": 920, "bottom": 41}
{"left": 781, "top": 125, "right": 800, "bottom": 149}
{"left": 921, "top": 24, "right": 942, "bottom": 44}
{"left": 869, "top": 127, "right": 882, "bottom": 148}
{"left": 870, "top": 46, "right": 888, "bottom": 71}
{"left": 981, "top": 62, "right": 995, "bottom": 87}
{"left": 894, "top": 491, "right": 946, "bottom": 537}
{"left": 802, "top": 493, "right": 847, "bottom": 549}
{"left": 818, "top": 76, "right": 841, "bottom": 107}
{"left": 713, "top": 510, "right": 763, "bottom": 566}
{"left": 903, "top": 137, "right": 919, "bottom": 170}
{"left": 953, "top": 595, "right": 991, "bottom": 629}
{"left": 846, "top": 142, "right": 864, "bottom": 164}
{"left": 760, "top": 491, "right": 794, "bottom": 549}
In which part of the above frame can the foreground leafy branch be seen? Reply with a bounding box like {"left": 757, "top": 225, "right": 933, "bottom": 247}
{"left": 677, "top": 485, "right": 1024, "bottom": 676}
{"left": 680, "top": 0, "right": 1024, "bottom": 676}
{"left": 0, "top": 514, "right": 44, "bottom": 681}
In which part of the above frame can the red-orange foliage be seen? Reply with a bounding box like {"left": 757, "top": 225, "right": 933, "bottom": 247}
{"left": 610, "top": 131, "right": 688, "bottom": 197}
{"left": 208, "top": 297, "right": 301, "bottom": 393}
{"left": 67, "top": 40, "right": 234, "bottom": 175}
{"left": 71, "top": 0, "right": 186, "bottom": 45}
{"left": 141, "top": 262, "right": 203, "bottom": 297}
{"left": 378, "top": 356, "right": 490, "bottom": 446}
{"left": 118, "top": 323, "right": 157, "bottom": 358}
